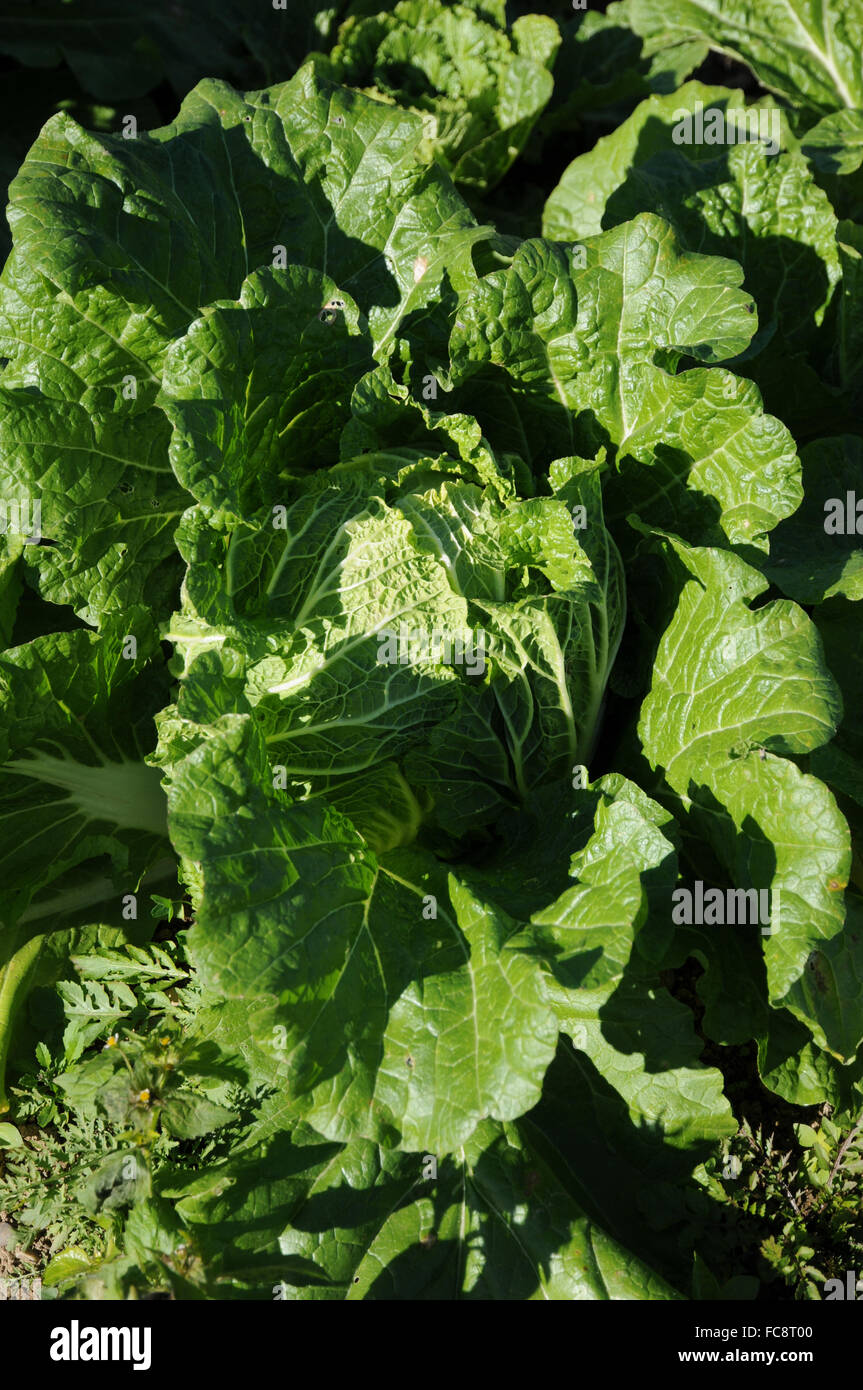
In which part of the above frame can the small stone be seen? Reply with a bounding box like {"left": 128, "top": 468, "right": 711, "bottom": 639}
{"left": 0, "top": 1222, "right": 16, "bottom": 1249}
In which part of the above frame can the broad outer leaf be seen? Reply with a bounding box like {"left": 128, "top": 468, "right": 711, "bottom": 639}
{"left": 757, "top": 1001, "right": 863, "bottom": 1108}
{"left": 521, "top": 1039, "right": 717, "bottom": 1286}
{"left": 629, "top": 0, "right": 863, "bottom": 113}
{"left": 552, "top": 979, "right": 735, "bottom": 1147}
{"left": 704, "top": 754, "right": 855, "bottom": 1059}
{"left": 1, "top": 63, "right": 486, "bottom": 381}
{"left": 639, "top": 531, "right": 859, "bottom": 1058}
{"left": 166, "top": 1111, "right": 682, "bottom": 1299}
{"left": 160, "top": 715, "right": 559, "bottom": 1153}
{"left": 527, "top": 774, "right": 676, "bottom": 997}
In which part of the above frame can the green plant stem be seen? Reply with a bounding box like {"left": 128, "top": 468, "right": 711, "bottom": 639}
{"left": 0, "top": 929, "right": 46, "bottom": 1113}
{"left": 827, "top": 1117, "right": 863, "bottom": 1190}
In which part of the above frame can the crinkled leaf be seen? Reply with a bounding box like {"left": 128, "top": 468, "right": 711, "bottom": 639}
{"left": 543, "top": 83, "right": 839, "bottom": 364}
{"left": 449, "top": 214, "right": 792, "bottom": 549}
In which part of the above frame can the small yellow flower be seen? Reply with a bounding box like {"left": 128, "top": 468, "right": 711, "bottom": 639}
{"left": 137, "top": 1089, "right": 151, "bottom": 1104}
{"left": 103, "top": 1034, "right": 119, "bottom": 1049}
{"left": 160, "top": 1037, "right": 170, "bottom": 1046}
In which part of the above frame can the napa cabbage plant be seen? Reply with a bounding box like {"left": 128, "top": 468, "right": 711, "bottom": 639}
{"left": 0, "top": 43, "right": 861, "bottom": 1300}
